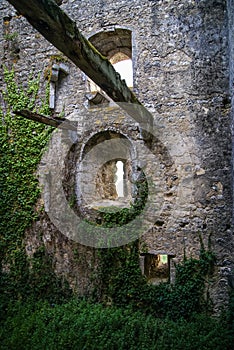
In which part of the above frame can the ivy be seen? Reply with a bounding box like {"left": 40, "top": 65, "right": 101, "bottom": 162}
{"left": 0, "top": 67, "right": 51, "bottom": 257}
{"left": 0, "top": 67, "right": 71, "bottom": 308}
{"left": 97, "top": 241, "right": 216, "bottom": 320}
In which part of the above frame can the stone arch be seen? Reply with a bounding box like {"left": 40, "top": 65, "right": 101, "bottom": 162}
{"left": 86, "top": 28, "right": 133, "bottom": 104}
{"left": 76, "top": 130, "right": 136, "bottom": 208}
{"left": 89, "top": 28, "right": 132, "bottom": 60}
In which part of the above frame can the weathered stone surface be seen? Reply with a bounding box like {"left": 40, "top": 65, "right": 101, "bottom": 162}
{"left": 1, "top": 0, "right": 234, "bottom": 312}
{"left": 6, "top": 0, "right": 154, "bottom": 131}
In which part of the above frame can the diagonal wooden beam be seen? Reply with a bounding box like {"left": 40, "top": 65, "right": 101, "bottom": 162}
{"left": 6, "top": 0, "right": 153, "bottom": 129}
{"left": 14, "top": 109, "right": 77, "bottom": 130}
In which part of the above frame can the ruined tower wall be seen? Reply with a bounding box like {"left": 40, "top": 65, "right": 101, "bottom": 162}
{"left": 1, "top": 0, "right": 234, "bottom": 311}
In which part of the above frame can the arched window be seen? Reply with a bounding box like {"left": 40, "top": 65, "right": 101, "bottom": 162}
{"left": 76, "top": 131, "right": 134, "bottom": 208}
{"left": 86, "top": 28, "right": 133, "bottom": 106}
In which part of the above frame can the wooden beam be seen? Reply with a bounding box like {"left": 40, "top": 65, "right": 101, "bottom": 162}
{"left": 7, "top": 0, "right": 153, "bottom": 129}
{"left": 14, "top": 109, "right": 77, "bottom": 131}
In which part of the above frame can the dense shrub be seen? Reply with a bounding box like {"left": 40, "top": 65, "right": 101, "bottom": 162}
{"left": 0, "top": 299, "right": 233, "bottom": 350}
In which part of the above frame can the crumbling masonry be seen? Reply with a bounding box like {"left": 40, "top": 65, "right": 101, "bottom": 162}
{"left": 1, "top": 0, "right": 234, "bottom": 312}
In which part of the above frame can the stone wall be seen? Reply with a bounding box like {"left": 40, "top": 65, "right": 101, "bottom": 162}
{"left": 1, "top": 0, "right": 234, "bottom": 312}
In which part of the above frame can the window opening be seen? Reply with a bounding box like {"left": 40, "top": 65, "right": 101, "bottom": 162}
{"left": 140, "top": 253, "right": 172, "bottom": 284}
{"left": 86, "top": 29, "right": 132, "bottom": 106}
{"left": 96, "top": 160, "right": 127, "bottom": 200}
{"left": 76, "top": 131, "right": 133, "bottom": 209}
{"left": 110, "top": 53, "right": 133, "bottom": 88}
{"left": 115, "top": 160, "right": 124, "bottom": 198}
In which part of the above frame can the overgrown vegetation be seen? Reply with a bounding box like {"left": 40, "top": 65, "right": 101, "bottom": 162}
{"left": 0, "top": 67, "right": 233, "bottom": 349}
{"left": 0, "top": 67, "right": 71, "bottom": 312}
{"left": 0, "top": 68, "right": 49, "bottom": 263}
{"left": 97, "top": 240, "right": 215, "bottom": 319}
{"left": 0, "top": 298, "right": 233, "bottom": 350}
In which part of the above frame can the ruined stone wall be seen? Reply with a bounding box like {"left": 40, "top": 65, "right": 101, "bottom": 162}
{"left": 228, "top": 0, "right": 234, "bottom": 226}
{"left": 1, "top": 0, "right": 234, "bottom": 311}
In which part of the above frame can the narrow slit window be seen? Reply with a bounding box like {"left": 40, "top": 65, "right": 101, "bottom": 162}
{"left": 115, "top": 160, "right": 124, "bottom": 198}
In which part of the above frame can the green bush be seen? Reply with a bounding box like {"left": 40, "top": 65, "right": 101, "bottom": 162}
{"left": 0, "top": 299, "right": 233, "bottom": 350}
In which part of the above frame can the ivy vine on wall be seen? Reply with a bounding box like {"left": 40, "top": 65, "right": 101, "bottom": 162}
{"left": 0, "top": 67, "right": 71, "bottom": 309}
{"left": 97, "top": 239, "right": 216, "bottom": 320}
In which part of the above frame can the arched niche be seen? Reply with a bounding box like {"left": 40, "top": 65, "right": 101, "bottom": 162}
{"left": 76, "top": 130, "right": 136, "bottom": 209}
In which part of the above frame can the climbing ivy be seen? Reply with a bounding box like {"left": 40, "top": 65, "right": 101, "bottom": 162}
{"left": 0, "top": 67, "right": 51, "bottom": 258}
{"left": 97, "top": 240, "right": 215, "bottom": 320}
{"left": 0, "top": 67, "right": 71, "bottom": 309}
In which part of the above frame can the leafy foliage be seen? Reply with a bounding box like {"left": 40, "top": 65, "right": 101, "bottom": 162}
{"left": 0, "top": 67, "right": 71, "bottom": 313}
{"left": 98, "top": 241, "right": 215, "bottom": 319}
{"left": 0, "top": 67, "right": 51, "bottom": 257}
{"left": 0, "top": 299, "right": 233, "bottom": 350}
